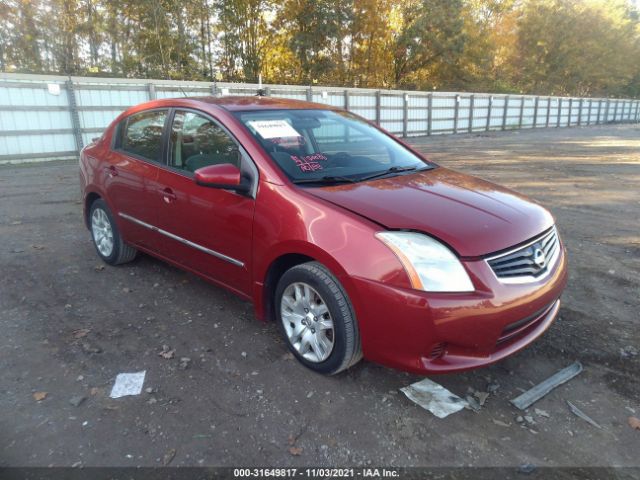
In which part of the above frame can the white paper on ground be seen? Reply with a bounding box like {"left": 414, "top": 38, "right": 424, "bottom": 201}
{"left": 247, "top": 120, "right": 301, "bottom": 139}
{"left": 401, "top": 378, "right": 468, "bottom": 418}
{"left": 109, "top": 371, "right": 146, "bottom": 398}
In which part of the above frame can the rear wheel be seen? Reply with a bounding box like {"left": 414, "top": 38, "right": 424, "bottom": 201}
{"left": 275, "top": 262, "right": 362, "bottom": 375}
{"left": 89, "top": 199, "right": 137, "bottom": 265}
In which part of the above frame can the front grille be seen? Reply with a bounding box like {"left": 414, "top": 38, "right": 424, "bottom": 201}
{"left": 487, "top": 228, "right": 560, "bottom": 281}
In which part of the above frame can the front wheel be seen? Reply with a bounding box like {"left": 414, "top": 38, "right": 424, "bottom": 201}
{"left": 275, "top": 262, "right": 362, "bottom": 375}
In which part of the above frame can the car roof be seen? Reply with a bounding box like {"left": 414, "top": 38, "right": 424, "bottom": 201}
{"left": 186, "top": 95, "right": 338, "bottom": 112}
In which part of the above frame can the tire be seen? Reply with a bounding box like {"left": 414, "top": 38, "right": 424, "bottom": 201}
{"left": 89, "top": 198, "right": 137, "bottom": 265}
{"left": 275, "top": 261, "right": 362, "bottom": 375}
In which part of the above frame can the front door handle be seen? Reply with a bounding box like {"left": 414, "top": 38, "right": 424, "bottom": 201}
{"left": 160, "top": 187, "right": 177, "bottom": 204}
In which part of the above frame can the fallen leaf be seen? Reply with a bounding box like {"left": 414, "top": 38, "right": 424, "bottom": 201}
{"left": 94, "top": 265, "right": 105, "bottom": 271}
{"left": 629, "top": 416, "right": 640, "bottom": 430}
{"left": 287, "top": 434, "right": 296, "bottom": 446}
{"left": 90, "top": 387, "right": 100, "bottom": 396}
{"left": 288, "top": 447, "right": 303, "bottom": 456}
{"left": 33, "top": 392, "right": 48, "bottom": 401}
{"left": 163, "top": 448, "right": 177, "bottom": 466}
{"left": 72, "top": 328, "right": 91, "bottom": 339}
{"left": 158, "top": 345, "right": 175, "bottom": 359}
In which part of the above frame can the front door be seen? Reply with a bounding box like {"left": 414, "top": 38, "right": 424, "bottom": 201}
{"left": 155, "top": 109, "right": 256, "bottom": 296}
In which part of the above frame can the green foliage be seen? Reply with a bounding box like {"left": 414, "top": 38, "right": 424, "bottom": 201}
{"left": 1, "top": 0, "right": 639, "bottom": 97}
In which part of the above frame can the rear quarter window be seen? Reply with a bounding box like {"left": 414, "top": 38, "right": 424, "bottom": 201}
{"left": 117, "top": 110, "right": 168, "bottom": 162}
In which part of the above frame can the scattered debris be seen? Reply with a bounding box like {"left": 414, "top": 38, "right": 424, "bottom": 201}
{"left": 158, "top": 345, "right": 175, "bottom": 359}
{"left": 492, "top": 419, "right": 511, "bottom": 428}
{"left": 515, "top": 416, "right": 524, "bottom": 424}
{"left": 31, "top": 244, "right": 45, "bottom": 250}
{"left": 620, "top": 345, "right": 638, "bottom": 359}
{"left": 518, "top": 463, "right": 536, "bottom": 474}
{"left": 510, "top": 361, "right": 583, "bottom": 410}
{"left": 241, "top": 351, "right": 247, "bottom": 358}
{"left": 81, "top": 342, "right": 102, "bottom": 354}
{"left": 523, "top": 415, "right": 536, "bottom": 425}
{"left": 566, "top": 401, "right": 602, "bottom": 429}
{"left": 94, "top": 265, "right": 105, "bottom": 271}
{"left": 122, "top": 287, "right": 132, "bottom": 293}
{"left": 179, "top": 357, "right": 191, "bottom": 370}
{"left": 306, "top": 391, "right": 314, "bottom": 399}
{"left": 163, "top": 448, "right": 177, "bottom": 466}
{"left": 475, "top": 391, "right": 490, "bottom": 406}
{"left": 288, "top": 447, "right": 303, "bottom": 456}
{"left": 486, "top": 382, "right": 500, "bottom": 393}
{"left": 33, "top": 391, "right": 47, "bottom": 401}
{"left": 628, "top": 417, "right": 640, "bottom": 430}
{"left": 69, "top": 396, "right": 86, "bottom": 407}
{"left": 72, "top": 328, "right": 91, "bottom": 339}
{"left": 534, "top": 408, "right": 550, "bottom": 418}
{"left": 465, "top": 395, "right": 481, "bottom": 412}
{"left": 281, "top": 352, "right": 294, "bottom": 361}
{"left": 109, "top": 371, "right": 146, "bottom": 398}
{"left": 400, "top": 378, "right": 467, "bottom": 418}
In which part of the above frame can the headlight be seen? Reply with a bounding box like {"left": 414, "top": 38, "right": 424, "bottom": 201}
{"left": 376, "top": 231, "right": 474, "bottom": 292}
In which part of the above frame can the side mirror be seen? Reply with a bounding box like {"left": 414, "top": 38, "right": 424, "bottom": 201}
{"left": 194, "top": 163, "right": 250, "bottom": 194}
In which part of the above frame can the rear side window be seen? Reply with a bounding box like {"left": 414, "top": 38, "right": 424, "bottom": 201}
{"left": 119, "top": 110, "right": 167, "bottom": 161}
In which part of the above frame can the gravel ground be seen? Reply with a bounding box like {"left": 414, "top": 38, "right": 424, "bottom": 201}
{"left": 0, "top": 124, "right": 638, "bottom": 469}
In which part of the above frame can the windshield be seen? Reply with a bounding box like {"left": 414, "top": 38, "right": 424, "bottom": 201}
{"left": 233, "top": 109, "right": 433, "bottom": 184}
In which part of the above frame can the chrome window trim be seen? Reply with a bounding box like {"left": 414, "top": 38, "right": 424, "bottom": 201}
{"left": 118, "top": 212, "right": 245, "bottom": 268}
{"left": 484, "top": 227, "right": 561, "bottom": 284}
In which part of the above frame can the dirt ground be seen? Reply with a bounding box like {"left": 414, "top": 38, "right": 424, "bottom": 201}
{"left": 0, "top": 124, "right": 638, "bottom": 469}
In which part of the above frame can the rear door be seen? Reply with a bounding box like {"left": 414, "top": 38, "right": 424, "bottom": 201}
{"left": 103, "top": 109, "right": 168, "bottom": 251}
{"left": 154, "top": 109, "right": 257, "bottom": 296}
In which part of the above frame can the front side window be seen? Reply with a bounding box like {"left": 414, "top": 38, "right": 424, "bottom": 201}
{"left": 169, "top": 110, "right": 240, "bottom": 173}
{"left": 120, "top": 110, "right": 167, "bottom": 161}
{"left": 234, "top": 109, "right": 432, "bottom": 184}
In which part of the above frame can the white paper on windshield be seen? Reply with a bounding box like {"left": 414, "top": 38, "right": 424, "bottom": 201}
{"left": 248, "top": 120, "right": 301, "bottom": 139}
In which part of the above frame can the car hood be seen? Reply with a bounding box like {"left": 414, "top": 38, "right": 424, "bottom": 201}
{"left": 305, "top": 167, "right": 554, "bottom": 257}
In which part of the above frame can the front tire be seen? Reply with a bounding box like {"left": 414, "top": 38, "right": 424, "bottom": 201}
{"left": 89, "top": 199, "right": 137, "bottom": 265}
{"left": 275, "top": 262, "right": 362, "bottom": 375}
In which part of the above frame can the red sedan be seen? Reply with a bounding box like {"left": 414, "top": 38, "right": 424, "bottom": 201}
{"left": 79, "top": 96, "right": 568, "bottom": 375}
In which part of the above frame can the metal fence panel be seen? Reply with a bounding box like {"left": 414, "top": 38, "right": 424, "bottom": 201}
{"left": 0, "top": 72, "right": 638, "bottom": 163}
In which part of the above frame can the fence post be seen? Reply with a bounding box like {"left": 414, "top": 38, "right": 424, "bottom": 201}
{"left": 402, "top": 93, "right": 408, "bottom": 137}
{"left": 557, "top": 98, "right": 562, "bottom": 127}
{"left": 518, "top": 96, "right": 525, "bottom": 128}
{"left": 587, "top": 100, "right": 592, "bottom": 126}
{"left": 264, "top": 86, "right": 271, "bottom": 96}
{"left": 578, "top": 98, "right": 583, "bottom": 126}
{"left": 486, "top": 96, "right": 493, "bottom": 131}
{"left": 468, "top": 94, "right": 475, "bottom": 133}
{"left": 546, "top": 97, "right": 551, "bottom": 127}
{"left": 453, "top": 94, "right": 460, "bottom": 134}
{"left": 597, "top": 99, "right": 602, "bottom": 124}
{"left": 613, "top": 100, "right": 618, "bottom": 122}
{"left": 375, "top": 90, "right": 381, "bottom": 126}
{"left": 211, "top": 83, "right": 218, "bottom": 96}
{"left": 567, "top": 98, "right": 572, "bottom": 126}
{"left": 427, "top": 93, "right": 433, "bottom": 135}
{"left": 148, "top": 83, "right": 156, "bottom": 100}
{"left": 65, "top": 79, "right": 83, "bottom": 153}
{"left": 306, "top": 87, "right": 313, "bottom": 102}
{"left": 533, "top": 96, "right": 539, "bottom": 127}
{"left": 605, "top": 99, "right": 610, "bottom": 122}
{"left": 344, "top": 89, "right": 350, "bottom": 110}
{"left": 634, "top": 100, "right": 640, "bottom": 122}
{"left": 502, "top": 95, "right": 509, "bottom": 130}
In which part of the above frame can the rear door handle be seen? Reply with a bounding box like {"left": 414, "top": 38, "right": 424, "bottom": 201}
{"left": 104, "top": 166, "right": 118, "bottom": 177}
{"left": 160, "top": 187, "right": 177, "bottom": 204}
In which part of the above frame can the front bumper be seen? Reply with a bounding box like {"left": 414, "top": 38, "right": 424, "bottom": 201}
{"left": 347, "top": 245, "right": 568, "bottom": 374}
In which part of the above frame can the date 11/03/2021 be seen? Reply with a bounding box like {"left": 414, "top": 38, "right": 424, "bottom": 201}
{"left": 233, "top": 468, "right": 400, "bottom": 478}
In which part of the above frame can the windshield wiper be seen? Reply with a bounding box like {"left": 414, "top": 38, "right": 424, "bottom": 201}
{"left": 292, "top": 175, "right": 357, "bottom": 185}
{"left": 359, "top": 165, "right": 430, "bottom": 182}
